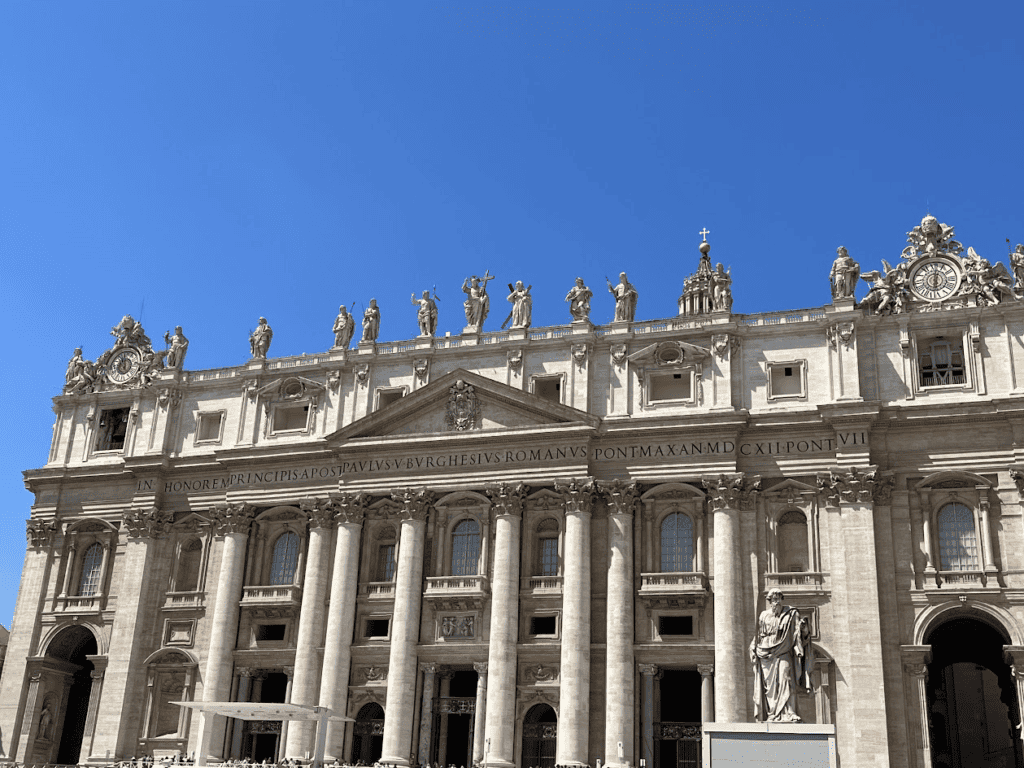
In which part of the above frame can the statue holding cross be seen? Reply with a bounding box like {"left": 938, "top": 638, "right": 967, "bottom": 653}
{"left": 463, "top": 270, "right": 495, "bottom": 331}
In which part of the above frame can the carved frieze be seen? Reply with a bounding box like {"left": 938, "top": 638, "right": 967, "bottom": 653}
{"left": 210, "top": 502, "right": 256, "bottom": 536}
{"left": 817, "top": 466, "right": 878, "bottom": 506}
{"left": 440, "top": 615, "right": 475, "bottom": 638}
{"left": 26, "top": 519, "right": 58, "bottom": 549}
{"left": 391, "top": 488, "right": 434, "bottom": 522}
{"left": 122, "top": 506, "right": 173, "bottom": 539}
{"left": 599, "top": 479, "right": 640, "bottom": 516}
{"left": 702, "top": 473, "right": 761, "bottom": 511}
{"left": 555, "top": 478, "right": 596, "bottom": 515}
{"left": 444, "top": 380, "right": 480, "bottom": 432}
{"left": 486, "top": 482, "right": 529, "bottom": 518}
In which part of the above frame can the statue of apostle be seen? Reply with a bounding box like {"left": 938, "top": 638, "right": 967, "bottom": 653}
{"left": 332, "top": 305, "right": 355, "bottom": 349}
{"left": 505, "top": 281, "right": 533, "bottom": 329}
{"left": 411, "top": 290, "right": 438, "bottom": 337}
{"left": 607, "top": 271, "right": 638, "bottom": 322}
{"left": 362, "top": 299, "right": 381, "bottom": 342}
{"left": 163, "top": 326, "right": 189, "bottom": 369}
{"left": 249, "top": 317, "right": 273, "bottom": 359}
{"left": 749, "top": 588, "right": 812, "bottom": 722}
{"left": 462, "top": 271, "right": 494, "bottom": 331}
{"left": 830, "top": 246, "right": 860, "bottom": 300}
{"left": 565, "top": 277, "right": 593, "bottom": 321}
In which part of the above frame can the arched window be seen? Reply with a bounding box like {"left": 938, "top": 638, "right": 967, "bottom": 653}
{"left": 269, "top": 532, "right": 300, "bottom": 585}
{"left": 661, "top": 513, "right": 694, "bottom": 572}
{"left": 78, "top": 542, "right": 104, "bottom": 596}
{"left": 176, "top": 538, "right": 203, "bottom": 592}
{"left": 451, "top": 519, "right": 481, "bottom": 577}
{"left": 938, "top": 503, "right": 979, "bottom": 571}
{"left": 777, "top": 511, "right": 809, "bottom": 573}
{"left": 536, "top": 518, "right": 559, "bottom": 577}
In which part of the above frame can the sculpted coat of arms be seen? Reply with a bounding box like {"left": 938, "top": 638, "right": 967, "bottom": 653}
{"left": 444, "top": 380, "right": 480, "bottom": 431}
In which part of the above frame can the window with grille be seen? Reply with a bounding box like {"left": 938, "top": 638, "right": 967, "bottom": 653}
{"left": 538, "top": 537, "right": 558, "bottom": 577}
{"left": 176, "top": 538, "right": 203, "bottom": 592}
{"left": 269, "top": 532, "right": 299, "bottom": 585}
{"left": 938, "top": 503, "right": 979, "bottom": 571}
{"left": 661, "top": 513, "right": 694, "bottom": 572}
{"left": 96, "top": 408, "right": 130, "bottom": 451}
{"left": 78, "top": 542, "right": 104, "bottom": 596}
{"left": 376, "top": 543, "right": 396, "bottom": 581}
{"left": 777, "top": 510, "right": 809, "bottom": 573}
{"left": 451, "top": 519, "right": 480, "bottom": 577}
{"left": 918, "top": 335, "right": 966, "bottom": 387}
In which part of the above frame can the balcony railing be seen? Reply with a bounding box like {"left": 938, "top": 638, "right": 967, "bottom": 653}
{"left": 938, "top": 570, "right": 986, "bottom": 588}
{"left": 640, "top": 572, "right": 708, "bottom": 593}
{"left": 361, "top": 581, "right": 396, "bottom": 599}
{"left": 239, "top": 584, "right": 302, "bottom": 607}
{"left": 764, "top": 572, "right": 826, "bottom": 590}
{"left": 424, "top": 575, "right": 489, "bottom": 596}
{"left": 57, "top": 594, "right": 103, "bottom": 612}
{"left": 525, "top": 575, "right": 563, "bottom": 594}
{"left": 163, "top": 591, "right": 206, "bottom": 610}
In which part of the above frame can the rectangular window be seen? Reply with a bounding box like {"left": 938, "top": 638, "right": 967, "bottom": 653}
{"left": 95, "top": 408, "right": 131, "bottom": 451}
{"left": 196, "top": 412, "right": 223, "bottom": 442}
{"left": 273, "top": 404, "right": 310, "bottom": 432}
{"left": 658, "top": 615, "right": 694, "bottom": 636}
{"left": 532, "top": 375, "right": 562, "bottom": 404}
{"left": 530, "top": 615, "right": 557, "bottom": 635}
{"left": 375, "top": 387, "right": 406, "bottom": 411}
{"left": 648, "top": 372, "right": 692, "bottom": 403}
{"left": 365, "top": 618, "right": 390, "bottom": 638}
{"left": 767, "top": 361, "right": 806, "bottom": 399}
{"left": 918, "top": 334, "right": 966, "bottom": 388}
{"left": 376, "top": 544, "right": 396, "bottom": 581}
{"left": 538, "top": 537, "right": 558, "bottom": 577}
{"left": 256, "top": 623, "right": 286, "bottom": 641}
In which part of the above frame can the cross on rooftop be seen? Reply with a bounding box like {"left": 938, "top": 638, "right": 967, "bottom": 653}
{"left": 699, "top": 228, "right": 710, "bottom": 242}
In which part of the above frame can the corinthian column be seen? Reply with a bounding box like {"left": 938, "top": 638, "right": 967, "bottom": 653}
{"left": 600, "top": 480, "right": 638, "bottom": 768}
{"left": 554, "top": 479, "right": 595, "bottom": 767}
{"left": 320, "top": 493, "right": 368, "bottom": 761}
{"left": 286, "top": 498, "right": 338, "bottom": 757}
{"left": 196, "top": 503, "right": 255, "bottom": 762}
{"left": 483, "top": 482, "right": 527, "bottom": 768}
{"left": 380, "top": 488, "right": 433, "bottom": 767}
{"left": 702, "top": 474, "right": 759, "bottom": 723}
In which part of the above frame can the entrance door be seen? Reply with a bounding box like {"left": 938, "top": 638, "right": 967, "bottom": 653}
{"left": 521, "top": 704, "right": 556, "bottom": 768}
{"left": 352, "top": 703, "right": 384, "bottom": 764}
{"left": 927, "top": 618, "right": 1023, "bottom": 768}
{"left": 656, "top": 669, "right": 702, "bottom": 768}
{"left": 46, "top": 626, "right": 98, "bottom": 765}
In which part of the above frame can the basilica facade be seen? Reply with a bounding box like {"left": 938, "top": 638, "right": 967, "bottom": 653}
{"left": 5, "top": 217, "right": 1024, "bottom": 768}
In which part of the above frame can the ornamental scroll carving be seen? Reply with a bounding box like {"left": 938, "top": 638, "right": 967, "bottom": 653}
{"left": 486, "top": 482, "right": 529, "bottom": 518}
{"left": 702, "top": 474, "right": 761, "bottom": 511}
{"left": 300, "top": 497, "right": 337, "bottom": 530}
{"left": 391, "top": 488, "right": 434, "bottom": 522}
{"left": 445, "top": 380, "right": 480, "bottom": 432}
{"left": 816, "top": 466, "right": 878, "bottom": 506}
{"left": 555, "top": 478, "right": 596, "bottom": 515}
{"left": 330, "top": 492, "right": 368, "bottom": 525}
{"left": 122, "top": 507, "right": 173, "bottom": 539}
{"left": 26, "top": 519, "right": 59, "bottom": 549}
{"left": 599, "top": 479, "right": 640, "bottom": 516}
{"left": 210, "top": 502, "right": 256, "bottom": 536}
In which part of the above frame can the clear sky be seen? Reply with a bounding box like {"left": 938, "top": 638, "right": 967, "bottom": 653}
{"left": 1, "top": 1, "right": 1021, "bottom": 627}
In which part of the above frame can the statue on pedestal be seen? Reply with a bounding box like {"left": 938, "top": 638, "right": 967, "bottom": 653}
{"left": 462, "top": 271, "right": 494, "bottom": 331}
{"left": 362, "top": 299, "right": 380, "bottom": 342}
{"left": 163, "top": 327, "right": 189, "bottom": 369}
{"left": 249, "top": 317, "right": 273, "bottom": 359}
{"left": 505, "top": 281, "right": 532, "bottom": 329}
{"left": 1011, "top": 244, "right": 1024, "bottom": 296}
{"left": 411, "top": 290, "right": 438, "bottom": 337}
{"left": 749, "top": 588, "right": 812, "bottom": 722}
{"left": 607, "top": 272, "right": 638, "bottom": 322}
{"left": 830, "top": 246, "right": 860, "bottom": 300}
{"left": 332, "top": 305, "right": 355, "bottom": 348}
{"left": 64, "top": 348, "right": 96, "bottom": 394}
{"left": 711, "top": 263, "right": 733, "bottom": 311}
{"left": 565, "top": 277, "right": 593, "bottom": 321}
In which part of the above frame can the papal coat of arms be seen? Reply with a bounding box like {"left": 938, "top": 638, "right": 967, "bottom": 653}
{"left": 444, "top": 380, "right": 479, "bottom": 431}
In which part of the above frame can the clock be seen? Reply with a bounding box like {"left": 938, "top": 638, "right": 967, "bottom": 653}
{"left": 106, "top": 347, "right": 143, "bottom": 385}
{"left": 910, "top": 259, "right": 960, "bottom": 302}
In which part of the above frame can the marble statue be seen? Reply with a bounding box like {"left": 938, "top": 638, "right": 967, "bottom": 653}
{"left": 902, "top": 214, "right": 963, "bottom": 261}
{"left": 830, "top": 246, "right": 860, "bottom": 300}
{"left": 411, "top": 290, "right": 438, "bottom": 337}
{"left": 607, "top": 272, "right": 638, "bottom": 322}
{"left": 860, "top": 261, "right": 907, "bottom": 315}
{"left": 565, "top": 277, "right": 593, "bottom": 321}
{"left": 964, "top": 246, "right": 1013, "bottom": 305}
{"left": 249, "top": 317, "right": 273, "bottom": 359}
{"left": 505, "top": 281, "right": 533, "bottom": 329}
{"left": 163, "top": 326, "right": 189, "bottom": 369}
{"left": 1011, "top": 245, "right": 1024, "bottom": 295}
{"left": 462, "top": 271, "right": 494, "bottom": 330}
{"left": 64, "top": 348, "right": 96, "bottom": 394}
{"left": 111, "top": 314, "right": 152, "bottom": 350}
{"left": 749, "top": 588, "right": 811, "bottom": 723}
{"left": 332, "top": 305, "right": 355, "bottom": 348}
{"left": 712, "top": 263, "right": 733, "bottom": 312}
{"left": 362, "top": 299, "right": 380, "bottom": 342}
{"left": 38, "top": 702, "right": 52, "bottom": 740}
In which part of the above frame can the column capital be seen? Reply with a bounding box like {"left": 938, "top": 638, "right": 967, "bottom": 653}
{"left": 555, "top": 478, "right": 596, "bottom": 516}
{"left": 300, "top": 497, "right": 337, "bottom": 530}
{"left": 26, "top": 518, "right": 59, "bottom": 549}
{"left": 903, "top": 663, "right": 928, "bottom": 681}
{"left": 697, "top": 664, "right": 715, "bottom": 678}
{"left": 638, "top": 663, "right": 659, "bottom": 677}
{"left": 90, "top": 669, "right": 105, "bottom": 681}
{"left": 816, "top": 466, "right": 879, "bottom": 507}
{"left": 391, "top": 487, "right": 434, "bottom": 522}
{"left": 282, "top": 666, "right": 294, "bottom": 678}
{"left": 485, "top": 482, "right": 529, "bottom": 518}
{"left": 238, "top": 667, "right": 259, "bottom": 678}
{"left": 331, "top": 491, "right": 369, "bottom": 525}
{"left": 420, "top": 663, "right": 437, "bottom": 675}
{"left": 702, "top": 473, "right": 761, "bottom": 511}
{"left": 210, "top": 502, "right": 256, "bottom": 536}
{"left": 473, "top": 662, "right": 489, "bottom": 675}
{"left": 122, "top": 506, "right": 173, "bottom": 539}
{"left": 599, "top": 479, "right": 640, "bottom": 516}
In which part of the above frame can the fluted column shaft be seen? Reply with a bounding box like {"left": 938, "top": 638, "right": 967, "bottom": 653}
{"left": 483, "top": 484, "right": 525, "bottom": 768}
{"left": 381, "top": 490, "right": 431, "bottom": 767}
{"left": 286, "top": 501, "right": 335, "bottom": 758}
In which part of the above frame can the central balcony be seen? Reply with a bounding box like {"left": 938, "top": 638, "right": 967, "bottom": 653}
{"left": 239, "top": 584, "right": 302, "bottom": 608}
{"left": 163, "top": 591, "right": 206, "bottom": 610}
{"left": 424, "top": 575, "right": 489, "bottom": 610}
{"left": 639, "top": 572, "right": 709, "bottom": 608}
{"left": 764, "top": 572, "right": 826, "bottom": 592}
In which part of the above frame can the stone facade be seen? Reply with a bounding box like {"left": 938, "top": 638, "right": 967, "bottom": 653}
{"left": 5, "top": 222, "right": 1024, "bottom": 768}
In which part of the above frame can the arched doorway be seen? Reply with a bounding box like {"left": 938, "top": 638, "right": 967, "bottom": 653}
{"left": 45, "top": 625, "right": 98, "bottom": 764}
{"left": 521, "top": 704, "right": 556, "bottom": 768}
{"left": 352, "top": 703, "right": 384, "bottom": 764}
{"left": 925, "top": 617, "right": 1023, "bottom": 768}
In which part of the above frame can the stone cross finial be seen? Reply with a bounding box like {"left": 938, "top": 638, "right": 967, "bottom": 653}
{"left": 699, "top": 228, "right": 710, "bottom": 242}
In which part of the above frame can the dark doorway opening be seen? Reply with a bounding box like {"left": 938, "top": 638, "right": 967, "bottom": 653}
{"left": 47, "top": 625, "right": 98, "bottom": 765}
{"left": 656, "top": 669, "right": 702, "bottom": 768}
{"left": 926, "top": 617, "right": 1023, "bottom": 768}
{"left": 434, "top": 669, "right": 477, "bottom": 767}
{"left": 521, "top": 704, "right": 556, "bottom": 768}
{"left": 352, "top": 703, "right": 384, "bottom": 764}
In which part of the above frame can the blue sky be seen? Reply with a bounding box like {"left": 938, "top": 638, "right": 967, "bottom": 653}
{"left": 1, "top": 1, "right": 1021, "bottom": 626}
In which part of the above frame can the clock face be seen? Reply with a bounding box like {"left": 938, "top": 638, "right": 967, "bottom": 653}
{"left": 911, "top": 259, "right": 960, "bottom": 302}
{"left": 106, "top": 348, "right": 143, "bottom": 385}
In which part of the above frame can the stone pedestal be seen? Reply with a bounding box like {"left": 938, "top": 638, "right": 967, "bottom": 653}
{"left": 357, "top": 341, "right": 376, "bottom": 355}
{"left": 702, "top": 723, "right": 837, "bottom": 768}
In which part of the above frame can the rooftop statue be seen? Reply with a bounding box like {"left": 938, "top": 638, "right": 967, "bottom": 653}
{"left": 250, "top": 317, "right": 273, "bottom": 359}
{"left": 362, "top": 299, "right": 381, "bottom": 342}
{"left": 565, "top": 277, "right": 593, "bottom": 321}
{"left": 860, "top": 261, "right": 907, "bottom": 315}
{"left": 712, "top": 263, "right": 733, "bottom": 312}
{"left": 1012, "top": 244, "right": 1024, "bottom": 297}
{"left": 902, "top": 214, "right": 963, "bottom": 261}
{"left": 607, "top": 271, "right": 638, "bottom": 322}
{"left": 462, "top": 271, "right": 494, "bottom": 331}
{"left": 830, "top": 246, "right": 860, "bottom": 300}
{"left": 64, "top": 348, "right": 96, "bottom": 395}
{"left": 411, "top": 289, "right": 439, "bottom": 337}
{"left": 750, "top": 588, "right": 812, "bottom": 723}
{"left": 332, "top": 304, "right": 355, "bottom": 349}
{"left": 504, "top": 280, "right": 533, "bottom": 329}
{"left": 963, "top": 246, "right": 1014, "bottom": 306}
{"left": 111, "top": 314, "right": 152, "bottom": 351}
{"left": 164, "top": 326, "right": 189, "bottom": 369}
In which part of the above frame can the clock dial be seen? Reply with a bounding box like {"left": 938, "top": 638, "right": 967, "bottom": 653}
{"left": 911, "top": 260, "right": 959, "bottom": 302}
{"left": 106, "top": 348, "right": 143, "bottom": 385}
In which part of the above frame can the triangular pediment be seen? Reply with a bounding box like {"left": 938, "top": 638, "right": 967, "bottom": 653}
{"left": 326, "top": 368, "right": 600, "bottom": 442}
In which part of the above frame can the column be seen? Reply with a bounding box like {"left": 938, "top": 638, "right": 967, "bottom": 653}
{"left": 472, "top": 663, "right": 488, "bottom": 765}
{"left": 90, "top": 506, "right": 173, "bottom": 759}
{"left": 59, "top": 540, "right": 77, "bottom": 596}
{"left": 697, "top": 665, "right": 714, "bottom": 723}
{"left": 230, "top": 669, "right": 255, "bottom": 759}
{"left": 81, "top": 661, "right": 107, "bottom": 760}
{"left": 380, "top": 489, "right": 432, "bottom": 767}
{"left": 483, "top": 483, "right": 526, "bottom": 768}
{"left": 702, "top": 474, "right": 756, "bottom": 723}
{"left": 1005, "top": 648, "right": 1024, "bottom": 754}
{"left": 555, "top": 479, "right": 594, "bottom": 767}
{"left": 905, "top": 662, "right": 931, "bottom": 768}
{"left": 979, "top": 489, "right": 997, "bottom": 575}
{"left": 638, "top": 665, "right": 657, "bottom": 768}
{"left": 320, "top": 494, "right": 368, "bottom": 761}
{"left": 286, "top": 499, "right": 337, "bottom": 757}
{"left": 600, "top": 481, "right": 638, "bottom": 768}
{"left": 279, "top": 667, "right": 294, "bottom": 758}
{"left": 437, "top": 672, "right": 452, "bottom": 763}
{"left": 417, "top": 665, "right": 437, "bottom": 766}
{"left": 195, "top": 503, "right": 255, "bottom": 763}
{"left": 15, "top": 671, "right": 45, "bottom": 762}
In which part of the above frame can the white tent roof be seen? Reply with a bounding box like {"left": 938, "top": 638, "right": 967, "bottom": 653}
{"left": 172, "top": 702, "right": 353, "bottom": 722}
